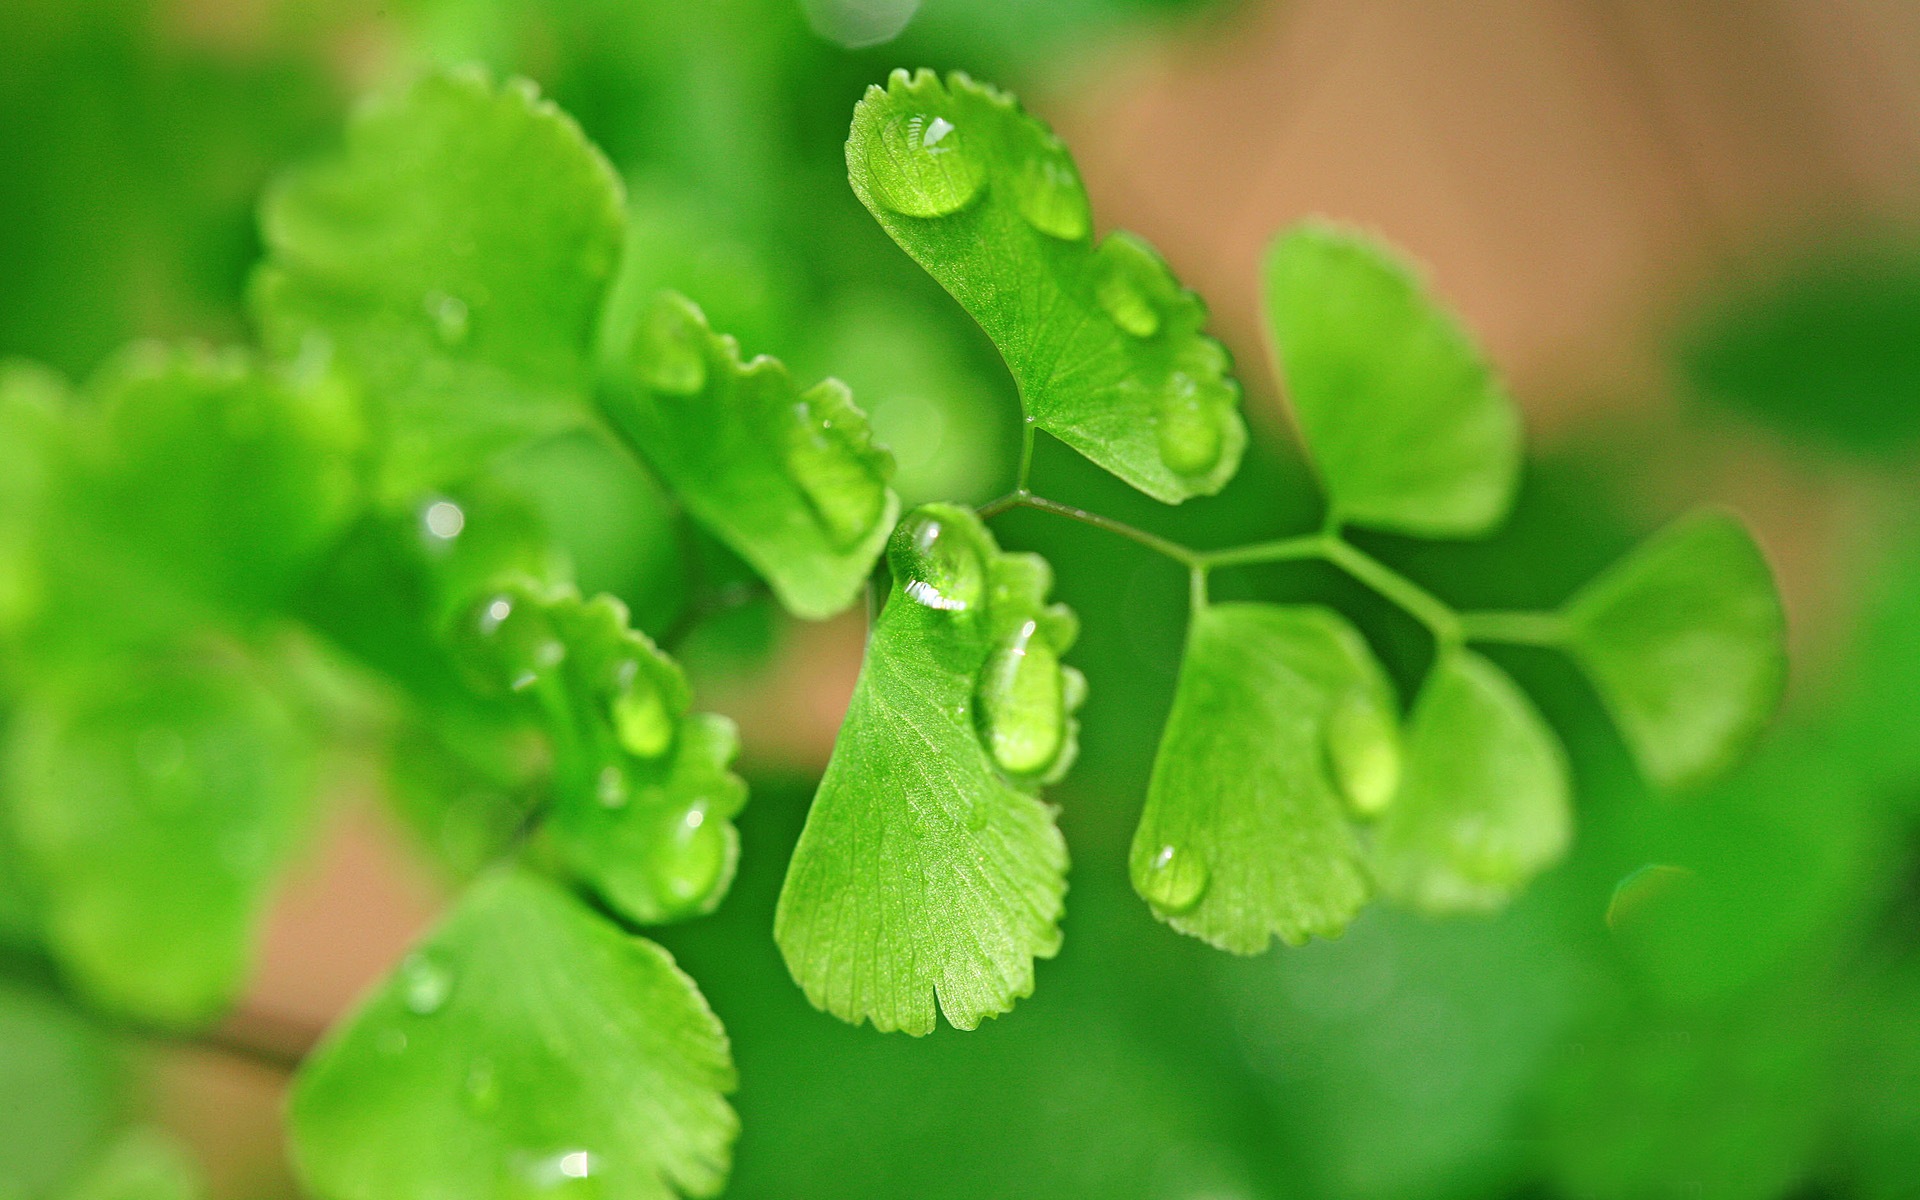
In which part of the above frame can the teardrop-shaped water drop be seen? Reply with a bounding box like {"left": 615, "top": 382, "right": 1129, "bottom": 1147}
{"left": 1323, "top": 688, "right": 1400, "bottom": 817}
{"left": 398, "top": 951, "right": 455, "bottom": 1015}
{"left": 655, "top": 805, "right": 726, "bottom": 912}
{"left": 635, "top": 297, "right": 708, "bottom": 397}
{"left": 1012, "top": 141, "right": 1091, "bottom": 241}
{"left": 1095, "top": 240, "right": 1165, "bottom": 339}
{"left": 1140, "top": 842, "right": 1209, "bottom": 914}
{"left": 976, "top": 619, "right": 1066, "bottom": 775}
{"left": 425, "top": 291, "right": 470, "bottom": 346}
{"left": 1156, "top": 378, "right": 1223, "bottom": 477}
{"left": 611, "top": 660, "right": 673, "bottom": 760}
{"left": 890, "top": 511, "right": 984, "bottom": 613}
{"left": 865, "top": 110, "right": 985, "bottom": 218}
{"left": 784, "top": 382, "right": 888, "bottom": 549}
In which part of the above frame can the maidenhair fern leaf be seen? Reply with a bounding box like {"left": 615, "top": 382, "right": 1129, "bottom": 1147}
{"left": 848, "top": 70, "right": 1245, "bottom": 504}
{"left": 597, "top": 291, "right": 898, "bottom": 620}
{"left": 1132, "top": 603, "right": 1398, "bottom": 952}
{"left": 775, "top": 504, "right": 1082, "bottom": 1034}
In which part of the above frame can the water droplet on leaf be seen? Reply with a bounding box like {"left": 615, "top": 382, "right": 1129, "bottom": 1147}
{"left": 1323, "top": 689, "right": 1399, "bottom": 817}
{"left": 866, "top": 110, "right": 985, "bottom": 218}
{"left": 891, "top": 511, "right": 983, "bottom": 612}
{"left": 1156, "top": 377, "right": 1224, "bottom": 476}
{"left": 422, "top": 498, "right": 466, "bottom": 541}
{"left": 1141, "top": 842, "right": 1209, "bottom": 914}
{"left": 611, "top": 660, "right": 673, "bottom": 760}
{"left": 398, "top": 951, "right": 455, "bottom": 1015}
{"left": 1095, "top": 241, "right": 1164, "bottom": 339}
{"left": 1012, "top": 142, "right": 1090, "bottom": 241}
{"left": 425, "top": 292, "right": 470, "bottom": 346}
{"left": 784, "top": 382, "right": 887, "bottom": 548}
{"left": 976, "top": 619, "right": 1066, "bottom": 775}
{"left": 655, "top": 806, "right": 726, "bottom": 912}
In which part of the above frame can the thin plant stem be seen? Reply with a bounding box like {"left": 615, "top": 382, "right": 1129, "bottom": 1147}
{"left": 1015, "top": 420, "right": 1037, "bottom": 494}
{"left": 1318, "top": 538, "right": 1463, "bottom": 645}
{"left": 1459, "top": 609, "right": 1568, "bottom": 647}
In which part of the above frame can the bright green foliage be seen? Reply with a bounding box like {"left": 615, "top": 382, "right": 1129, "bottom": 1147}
{"left": 449, "top": 578, "right": 748, "bottom": 924}
{"left": 1131, "top": 604, "right": 1395, "bottom": 952}
{"left": 775, "top": 504, "right": 1079, "bottom": 1033}
{"left": 1371, "top": 650, "right": 1570, "bottom": 913}
{"left": 3, "top": 651, "right": 318, "bottom": 1024}
{"left": 0, "top": 984, "right": 123, "bottom": 1200}
{"left": 0, "top": 362, "right": 66, "bottom": 642}
{"left": 1264, "top": 223, "right": 1520, "bottom": 537}
{"left": 59, "top": 1129, "right": 205, "bottom": 1200}
{"left": 847, "top": 70, "right": 1245, "bottom": 504}
{"left": 1564, "top": 509, "right": 1786, "bottom": 791}
{"left": 253, "top": 67, "right": 626, "bottom": 498}
{"left": 598, "top": 291, "right": 899, "bottom": 619}
{"left": 67, "top": 345, "right": 362, "bottom": 621}
{"left": 290, "top": 868, "right": 737, "bottom": 1200}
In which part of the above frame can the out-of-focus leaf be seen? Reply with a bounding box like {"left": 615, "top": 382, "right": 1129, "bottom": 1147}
{"left": 0, "top": 361, "right": 67, "bottom": 645}
{"left": 1564, "top": 509, "right": 1785, "bottom": 792}
{"left": 1132, "top": 603, "right": 1394, "bottom": 952}
{"left": 449, "top": 579, "right": 748, "bottom": 923}
{"left": 3, "top": 650, "right": 318, "bottom": 1024}
{"left": 0, "top": 983, "right": 123, "bottom": 1200}
{"left": 1263, "top": 222, "right": 1520, "bottom": 538}
{"left": 847, "top": 70, "right": 1245, "bottom": 504}
{"left": 1371, "top": 650, "right": 1570, "bottom": 912}
{"left": 775, "top": 505, "right": 1081, "bottom": 1034}
{"left": 59, "top": 1129, "right": 204, "bottom": 1200}
{"left": 597, "top": 291, "right": 897, "bottom": 620}
{"left": 253, "top": 67, "right": 625, "bottom": 498}
{"left": 290, "top": 868, "right": 737, "bottom": 1200}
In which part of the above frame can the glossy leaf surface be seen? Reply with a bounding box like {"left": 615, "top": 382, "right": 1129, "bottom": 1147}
{"left": 598, "top": 292, "right": 897, "bottom": 619}
{"left": 1264, "top": 222, "right": 1520, "bottom": 537}
{"left": 775, "top": 504, "right": 1080, "bottom": 1034}
{"left": 1372, "top": 650, "right": 1570, "bottom": 912}
{"left": 1131, "top": 603, "right": 1395, "bottom": 952}
{"left": 1564, "top": 508, "right": 1786, "bottom": 791}
{"left": 4, "top": 652, "right": 317, "bottom": 1023}
{"left": 290, "top": 869, "right": 737, "bottom": 1200}
{"left": 253, "top": 67, "right": 625, "bottom": 497}
{"left": 848, "top": 70, "right": 1245, "bottom": 504}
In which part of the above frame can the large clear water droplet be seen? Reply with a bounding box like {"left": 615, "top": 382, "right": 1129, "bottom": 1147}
{"left": 611, "top": 660, "right": 673, "bottom": 760}
{"left": 425, "top": 291, "right": 470, "bottom": 346}
{"left": 656, "top": 804, "right": 726, "bottom": 911}
{"left": 1140, "top": 842, "right": 1209, "bottom": 914}
{"left": 1156, "top": 376, "right": 1223, "bottom": 477}
{"left": 635, "top": 297, "right": 708, "bottom": 396}
{"left": 784, "top": 381, "right": 888, "bottom": 549}
{"left": 891, "top": 511, "right": 983, "bottom": 613}
{"left": 1095, "top": 240, "right": 1165, "bottom": 339}
{"left": 1012, "top": 141, "right": 1090, "bottom": 241}
{"left": 1323, "top": 689, "right": 1399, "bottom": 817}
{"left": 398, "top": 950, "right": 455, "bottom": 1015}
{"left": 976, "top": 619, "right": 1066, "bottom": 775}
{"left": 866, "top": 110, "right": 985, "bottom": 218}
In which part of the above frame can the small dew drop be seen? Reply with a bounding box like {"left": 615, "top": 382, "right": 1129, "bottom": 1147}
{"left": 1094, "top": 238, "right": 1167, "bottom": 339}
{"left": 558, "top": 1152, "right": 592, "bottom": 1180}
{"left": 976, "top": 619, "right": 1066, "bottom": 776}
{"left": 865, "top": 109, "right": 986, "bottom": 218}
{"left": 422, "top": 499, "right": 466, "bottom": 541}
{"left": 611, "top": 661, "right": 674, "bottom": 760}
{"left": 656, "top": 811, "right": 726, "bottom": 912}
{"left": 890, "top": 511, "right": 984, "bottom": 613}
{"left": 478, "top": 596, "right": 514, "bottom": 636}
{"left": 425, "top": 291, "right": 470, "bottom": 346}
{"left": 1323, "top": 690, "right": 1400, "bottom": 817}
{"left": 398, "top": 951, "right": 455, "bottom": 1015}
{"left": 1011, "top": 142, "right": 1091, "bottom": 241}
{"left": 1156, "top": 377, "right": 1224, "bottom": 477}
{"left": 1140, "top": 842, "right": 1209, "bottom": 914}
{"left": 784, "top": 384, "right": 887, "bottom": 549}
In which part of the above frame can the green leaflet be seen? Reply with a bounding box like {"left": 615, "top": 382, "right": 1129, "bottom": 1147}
{"left": 289, "top": 869, "right": 738, "bottom": 1200}
{"left": 0, "top": 361, "right": 66, "bottom": 643}
{"left": 2, "top": 649, "right": 319, "bottom": 1024}
{"left": 0, "top": 983, "right": 124, "bottom": 1200}
{"left": 847, "top": 70, "right": 1245, "bottom": 504}
{"left": 252, "top": 67, "right": 625, "bottom": 499}
{"left": 59, "top": 1129, "right": 206, "bottom": 1200}
{"left": 448, "top": 580, "right": 747, "bottom": 925}
{"left": 1371, "top": 650, "right": 1571, "bottom": 913}
{"left": 1264, "top": 222, "right": 1520, "bottom": 537}
{"left": 775, "top": 504, "right": 1081, "bottom": 1034}
{"left": 70, "top": 344, "right": 362, "bottom": 622}
{"left": 597, "top": 291, "right": 898, "bottom": 620}
{"left": 1564, "top": 508, "right": 1786, "bottom": 791}
{"left": 1131, "top": 604, "right": 1396, "bottom": 953}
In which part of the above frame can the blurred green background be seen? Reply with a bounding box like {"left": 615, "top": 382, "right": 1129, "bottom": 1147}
{"left": 4, "top": 1, "right": 1920, "bottom": 1198}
